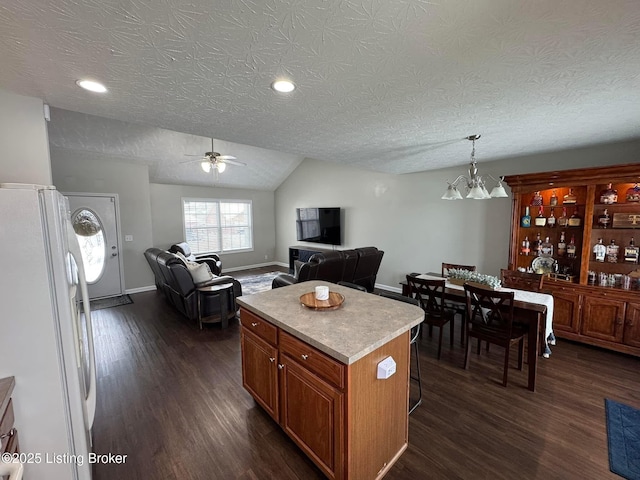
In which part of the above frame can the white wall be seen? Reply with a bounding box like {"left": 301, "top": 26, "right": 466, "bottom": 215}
{"left": 51, "top": 148, "right": 155, "bottom": 291}
{"left": 149, "top": 183, "right": 276, "bottom": 270}
{"left": 0, "top": 88, "right": 51, "bottom": 185}
{"left": 275, "top": 140, "right": 640, "bottom": 291}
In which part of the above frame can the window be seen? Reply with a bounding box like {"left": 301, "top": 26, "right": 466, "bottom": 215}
{"left": 182, "top": 199, "right": 253, "bottom": 254}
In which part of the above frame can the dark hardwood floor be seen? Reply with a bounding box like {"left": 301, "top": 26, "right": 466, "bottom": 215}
{"left": 91, "top": 269, "right": 640, "bottom": 480}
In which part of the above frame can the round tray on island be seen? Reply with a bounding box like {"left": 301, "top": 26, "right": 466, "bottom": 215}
{"left": 300, "top": 291, "right": 345, "bottom": 310}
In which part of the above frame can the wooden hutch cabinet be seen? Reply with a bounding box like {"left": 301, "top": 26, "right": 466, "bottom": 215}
{"left": 504, "top": 163, "right": 640, "bottom": 357}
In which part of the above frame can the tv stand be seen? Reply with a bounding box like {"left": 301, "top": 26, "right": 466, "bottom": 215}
{"left": 288, "top": 246, "right": 335, "bottom": 274}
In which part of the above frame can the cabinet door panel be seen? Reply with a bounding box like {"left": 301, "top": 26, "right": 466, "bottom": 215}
{"left": 624, "top": 303, "right": 640, "bottom": 348}
{"left": 241, "top": 329, "right": 279, "bottom": 420}
{"left": 551, "top": 291, "right": 581, "bottom": 333}
{"left": 581, "top": 297, "right": 625, "bottom": 342}
{"left": 280, "top": 356, "right": 344, "bottom": 480}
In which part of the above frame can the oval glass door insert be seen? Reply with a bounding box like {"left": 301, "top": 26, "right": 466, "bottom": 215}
{"left": 71, "top": 208, "right": 106, "bottom": 283}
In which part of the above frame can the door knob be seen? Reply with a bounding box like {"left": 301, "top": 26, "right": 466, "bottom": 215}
{"left": 111, "top": 252, "right": 118, "bottom": 257}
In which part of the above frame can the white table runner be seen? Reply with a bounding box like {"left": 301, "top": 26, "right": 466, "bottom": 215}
{"left": 416, "top": 274, "right": 555, "bottom": 357}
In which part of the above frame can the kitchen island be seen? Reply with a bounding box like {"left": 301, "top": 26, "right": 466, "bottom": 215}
{"left": 236, "top": 281, "right": 424, "bottom": 480}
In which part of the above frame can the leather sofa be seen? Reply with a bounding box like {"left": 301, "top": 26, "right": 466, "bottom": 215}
{"left": 272, "top": 247, "right": 384, "bottom": 292}
{"left": 144, "top": 247, "right": 242, "bottom": 326}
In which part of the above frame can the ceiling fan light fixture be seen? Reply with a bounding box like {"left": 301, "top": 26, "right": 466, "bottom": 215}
{"left": 215, "top": 161, "right": 226, "bottom": 173}
{"left": 271, "top": 79, "right": 295, "bottom": 93}
{"left": 75, "top": 79, "right": 107, "bottom": 93}
{"left": 201, "top": 160, "right": 211, "bottom": 173}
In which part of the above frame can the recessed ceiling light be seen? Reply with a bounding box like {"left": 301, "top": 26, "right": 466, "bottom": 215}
{"left": 271, "top": 80, "right": 295, "bottom": 93}
{"left": 76, "top": 79, "right": 107, "bottom": 93}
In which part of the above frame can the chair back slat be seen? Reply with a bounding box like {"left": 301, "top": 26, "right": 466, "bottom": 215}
{"left": 406, "top": 276, "right": 446, "bottom": 317}
{"left": 500, "top": 269, "right": 544, "bottom": 292}
{"left": 464, "top": 283, "right": 515, "bottom": 336}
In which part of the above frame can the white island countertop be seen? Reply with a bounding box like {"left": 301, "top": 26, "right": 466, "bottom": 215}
{"left": 236, "top": 280, "right": 424, "bottom": 365}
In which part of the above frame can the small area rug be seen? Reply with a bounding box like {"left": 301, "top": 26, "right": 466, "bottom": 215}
{"left": 605, "top": 398, "right": 640, "bottom": 480}
{"left": 89, "top": 294, "right": 134, "bottom": 311}
{"left": 239, "top": 272, "right": 282, "bottom": 296}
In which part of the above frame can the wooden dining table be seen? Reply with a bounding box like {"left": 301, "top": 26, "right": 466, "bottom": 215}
{"left": 402, "top": 274, "right": 548, "bottom": 392}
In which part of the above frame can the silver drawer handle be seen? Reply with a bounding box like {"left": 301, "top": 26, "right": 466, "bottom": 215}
{"left": 301, "top": 354, "right": 309, "bottom": 360}
{"left": 278, "top": 364, "right": 284, "bottom": 369}
{"left": 269, "top": 357, "right": 275, "bottom": 362}
{"left": 251, "top": 322, "right": 259, "bottom": 327}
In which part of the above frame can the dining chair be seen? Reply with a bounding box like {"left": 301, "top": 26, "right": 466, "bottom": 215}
{"left": 463, "top": 283, "right": 528, "bottom": 387}
{"left": 441, "top": 263, "right": 477, "bottom": 346}
{"left": 406, "top": 275, "right": 455, "bottom": 360}
{"left": 500, "top": 269, "right": 544, "bottom": 292}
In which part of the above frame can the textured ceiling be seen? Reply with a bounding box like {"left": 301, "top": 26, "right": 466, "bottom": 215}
{"left": 1, "top": 0, "right": 640, "bottom": 190}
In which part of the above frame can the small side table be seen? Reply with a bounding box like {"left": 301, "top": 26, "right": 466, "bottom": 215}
{"left": 197, "top": 283, "right": 235, "bottom": 330}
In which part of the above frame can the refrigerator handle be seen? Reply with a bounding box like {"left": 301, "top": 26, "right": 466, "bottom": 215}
{"left": 0, "top": 460, "right": 24, "bottom": 480}
{"left": 66, "top": 223, "right": 97, "bottom": 431}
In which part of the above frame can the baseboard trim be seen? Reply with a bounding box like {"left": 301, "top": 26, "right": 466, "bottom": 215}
{"left": 224, "top": 261, "right": 287, "bottom": 272}
{"left": 126, "top": 285, "right": 157, "bottom": 294}
{"left": 375, "top": 283, "right": 401, "bottom": 293}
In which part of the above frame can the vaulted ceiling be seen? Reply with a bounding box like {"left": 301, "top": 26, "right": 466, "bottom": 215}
{"left": 2, "top": 0, "right": 639, "bottom": 190}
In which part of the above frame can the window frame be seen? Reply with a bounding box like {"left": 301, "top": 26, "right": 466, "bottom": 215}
{"left": 181, "top": 197, "right": 254, "bottom": 255}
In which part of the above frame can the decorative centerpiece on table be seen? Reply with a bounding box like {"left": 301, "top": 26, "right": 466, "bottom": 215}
{"left": 447, "top": 268, "right": 502, "bottom": 290}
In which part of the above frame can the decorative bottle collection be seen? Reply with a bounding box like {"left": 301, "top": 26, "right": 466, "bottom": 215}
{"left": 517, "top": 182, "right": 640, "bottom": 289}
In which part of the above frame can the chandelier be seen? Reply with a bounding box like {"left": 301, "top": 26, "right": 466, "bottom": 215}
{"left": 441, "top": 135, "right": 508, "bottom": 200}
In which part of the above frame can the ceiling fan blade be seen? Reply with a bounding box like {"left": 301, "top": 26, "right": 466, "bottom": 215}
{"left": 180, "top": 157, "right": 207, "bottom": 164}
{"left": 184, "top": 153, "right": 204, "bottom": 157}
{"left": 222, "top": 158, "right": 247, "bottom": 167}
{"left": 217, "top": 155, "right": 236, "bottom": 161}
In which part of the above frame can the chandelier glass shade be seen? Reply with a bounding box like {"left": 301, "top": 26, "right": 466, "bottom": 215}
{"left": 441, "top": 135, "right": 508, "bottom": 200}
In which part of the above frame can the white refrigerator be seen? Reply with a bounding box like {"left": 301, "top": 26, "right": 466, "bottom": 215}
{"left": 0, "top": 183, "right": 96, "bottom": 480}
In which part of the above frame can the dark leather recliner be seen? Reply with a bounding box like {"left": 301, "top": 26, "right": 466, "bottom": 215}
{"left": 351, "top": 247, "right": 385, "bottom": 292}
{"left": 272, "top": 247, "right": 384, "bottom": 292}
{"left": 169, "top": 242, "right": 222, "bottom": 275}
{"left": 144, "top": 247, "right": 242, "bottom": 326}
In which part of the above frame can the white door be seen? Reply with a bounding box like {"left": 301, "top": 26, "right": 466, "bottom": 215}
{"left": 66, "top": 193, "right": 125, "bottom": 299}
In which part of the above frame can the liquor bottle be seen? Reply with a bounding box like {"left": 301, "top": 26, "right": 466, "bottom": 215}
{"left": 534, "top": 206, "right": 547, "bottom": 227}
{"left": 624, "top": 238, "right": 639, "bottom": 263}
{"left": 557, "top": 231, "right": 567, "bottom": 257}
{"left": 567, "top": 235, "right": 577, "bottom": 258}
{"left": 549, "top": 189, "right": 558, "bottom": 206}
{"left": 597, "top": 209, "right": 610, "bottom": 229}
{"left": 558, "top": 207, "right": 569, "bottom": 227}
{"left": 521, "top": 236, "right": 530, "bottom": 256}
{"left": 599, "top": 183, "right": 618, "bottom": 204}
{"left": 568, "top": 207, "right": 582, "bottom": 227}
{"left": 606, "top": 239, "right": 619, "bottom": 263}
{"left": 593, "top": 238, "right": 606, "bottom": 262}
{"left": 520, "top": 206, "right": 531, "bottom": 228}
{"left": 540, "top": 236, "right": 553, "bottom": 257}
{"left": 532, "top": 232, "right": 542, "bottom": 256}
{"left": 547, "top": 207, "right": 556, "bottom": 228}
{"left": 563, "top": 188, "right": 577, "bottom": 204}
{"left": 530, "top": 191, "right": 543, "bottom": 206}
{"left": 626, "top": 184, "right": 640, "bottom": 203}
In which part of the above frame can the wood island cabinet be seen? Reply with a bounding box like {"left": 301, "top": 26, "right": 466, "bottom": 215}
{"left": 239, "top": 307, "right": 410, "bottom": 480}
{"left": 504, "top": 163, "right": 640, "bottom": 357}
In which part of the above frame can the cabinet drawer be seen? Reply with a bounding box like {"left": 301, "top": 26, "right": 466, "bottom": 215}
{"left": 0, "top": 399, "right": 14, "bottom": 453}
{"left": 280, "top": 331, "right": 345, "bottom": 390}
{"left": 240, "top": 309, "right": 278, "bottom": 346}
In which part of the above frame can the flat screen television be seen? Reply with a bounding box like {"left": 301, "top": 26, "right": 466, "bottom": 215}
{"left": 296, "top": 207, "right": 341, "bottom": 246}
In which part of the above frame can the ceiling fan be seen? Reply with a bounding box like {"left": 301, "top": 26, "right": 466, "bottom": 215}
{"left": 182, "top": 138, "right": 246, "bottom": 176}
